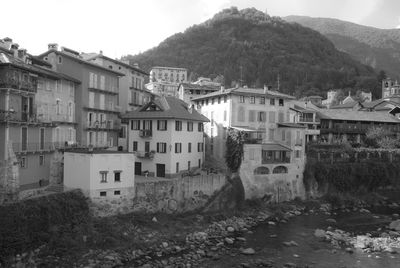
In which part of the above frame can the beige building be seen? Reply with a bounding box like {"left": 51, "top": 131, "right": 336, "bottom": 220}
{"left": 121, "top": 96, "right": 209, "bottom": 178}
{"left": 192, "top": 87, "right": 306, "bottom": 200}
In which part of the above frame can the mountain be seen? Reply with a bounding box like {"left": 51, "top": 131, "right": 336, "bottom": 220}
{"left": 124, "top": 7, "right": 380, "bottom": 98}
{"left": 284, "top": 15, "right": 400, "bottom": 80}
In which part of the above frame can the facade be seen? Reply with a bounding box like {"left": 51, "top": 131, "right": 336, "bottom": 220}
{"left": 382, "top": 78, "right": 400, "bottom": 99}
{"left": 289, "top": 102, "right": 320, "bottom": 142}
{"left": 64, "top": 150, "right": 134, "bottom": 199}
{"left": 192, "top": 87, "right": 306, "bottom": 200}
{"left": 39, "top": 45, "right": 124, "bottom": 148}
{"left": 121, "top": 96, "right": 209, "bottom": 178}
{"left": 145, "top": 80, "right": 180, "bottom": 98}
{"left": 147, "top": 66, "right": 188, "bottom": 97}
{"left": 82, "top": 53, "right": 151, "bottom": 113}
{"left": 0, "top": 39, "right": 76, "bottom": 193}
{"left": 317, "top": 109, "right": 400, "bottom": 144}
{"left": 178, "top": 83, "right": 220, "bottom": 104}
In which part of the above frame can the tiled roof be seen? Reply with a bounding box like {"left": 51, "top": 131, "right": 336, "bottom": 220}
{"left": 330, "top": 101, "right": 361, "bottom": 109}
{"left": 317, "top": 109, "right": 400, "bottom": 123}
{"left": 179, "top": 83, "right": 220, "bottom": 91}
{"left": 191, "top": 87, "right": 295, "bottom": 100}
{"left": 121, "top": 96, "right": 209, "bottom": 122}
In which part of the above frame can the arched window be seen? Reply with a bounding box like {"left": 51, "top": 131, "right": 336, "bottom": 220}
{"left": 254, "top": 166, "right": 270, "bottom": 175}
{"left": 273, "top": 166, "right": 288, "bottom": 174}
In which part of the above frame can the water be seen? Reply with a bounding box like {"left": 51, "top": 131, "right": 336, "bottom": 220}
{"left": 201, "top": 206, "right": 400, "bottom": 267}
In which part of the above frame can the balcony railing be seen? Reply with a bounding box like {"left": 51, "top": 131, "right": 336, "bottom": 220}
{"left": 12, "top": 142, "right": 55, "bottom": 153}
{"left": 262, "top": 157, "right": 290, "bottom": 164}
{"left": 135, "top": 150, "right": 155, "bottom": 159}
{"left": 0, "top": 110, "right": 40, "bottom": 123}
{"left": 0, "top": 77, "right": 37, "bottom": 92}
{"left": 244, "top": 137, "right": 263, "bottom": 144}
{"left": 139, "top": 129, "right": 152, "bottom": 138}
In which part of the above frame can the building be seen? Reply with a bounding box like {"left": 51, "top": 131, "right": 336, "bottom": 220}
{"left": 317, "top": 109, "right": 400, "bottom": 144}
{"left": 39, "top": 45, "right": 124, "bottom": 148}
{"left": 178, "top": 83, "right": 220, "bottom": 104}
{"left": 121, "top": 96, "right": 209, "bottom": 178}
{"left": 145, "top": 80, "right": 180, "bottom": 98}
{"left": 0, "top": 38, "right": 79, "bottom": 194}
{"left": 191, "top": 86, "right": 306, "bottom": 200}
{"left": 289, "top": 101, "right": 320, "bottom": 142}
{"left": 64, "top": 150, "right": 134, "bottom": 199}
{"left": 81, "top": 53, "right": 151, "bottom": 113}
{"left": 146, "top": 66, "right": 188, "bottom": 97}
{"left": 382, "top": 78, "right": 400, "bottom": 99}
{"left": 322, "top": 90, "right": 336, "bottom": 107}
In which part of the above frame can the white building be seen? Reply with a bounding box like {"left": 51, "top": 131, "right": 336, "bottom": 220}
{"left": 149, "top": 66, "right": 187, "bottom": 83}
{"left": 121, "top": 96, "right": 209, "bottom": 178}
{"left": 64, "top": 150, "right": 135, "bottom": 199}
{"left": 191, "top": 87, "right": 306, "bottom": 200}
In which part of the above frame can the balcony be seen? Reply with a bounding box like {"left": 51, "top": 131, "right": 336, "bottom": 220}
{"left": 0, "top": 77, "right": 37, "bottom": 93}
{"left": 88, "top": 86, "right": 118, "bottom": 95}
{"left": 244, "top": 137, "right": 263, "bottom": 144}
{"left": 12, "top": 142, "right": 55, "bottom": 154}
{"left": 135, "top": 150, "right": 155, "bottom": 159}
{"left": 262, "top": 157, "right": 290, "bottom": 164}
{"left": 139, "top": 129, "right": 152, "bottom": 138}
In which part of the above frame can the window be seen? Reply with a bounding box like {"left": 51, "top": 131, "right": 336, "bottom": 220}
{"left": 39, "top": 128, "right": 45, "bottom": 150}
{"left": 100, "top": 171, "right": 108, "bottom": 183}
{"left": 198, "top": 142, "right": 204, "bottom": 152}
{"left": 239, "top": 95, "right": 245, "bottom": 103}
{"left": 131, "top": 120, "right": 140, "bottom": 130}
{"left": 278, "top": 112, "right": 284, "bottom": 123}
{"left": 89, "top": 73, "right": 98, "bottom": 88}
{"left": 260, "top": 97, "right": 265, "bottom": 104}
{"left": 175, "top": 120, "right": 182, "bottom": 131}
{"left": 206, "top": 99, "right": 209, "bottom": 105}
{"left": 250, "top": 96, "right": 255, "bottom": 104}
{"left": 188, "top": 161, "right": 191, "bottom": 171}
{"left": 198, "top": 123, "right": 204, "bottom": 132}
{"left": 114, "top": 171, "right": 121, "bottom": 182}
{"left": 237, "top": 107, "right": 245, "bottom": 122}
{"left": 20, "top": 157, "right": 27, "bottom": 168}
{"left": 157, "top": 120, "right": 167, "bottom": 131}
{"left": 56, "top": 100, "right": 61, "bottom": 115}
{"left": 248, "top": 110, "right": 255, "bottom": 122}
{"left": 224, "top": 95, "right": 227, "bottom": 103}
{"left": 295, "top": 150, "right": 301, "bottom": 158}
{"left": 157, "top": 142, "right": 167, "bottom": 153}
{"left": 258, "top": 111, "right": 266, "bottom": 122}
{"left": 211, "top": 111, "right": 214, "bottom": 126}
{"left": 57, "top": 56, "right": 62, "bottom": 64}
{"left": 187, "top": 121, "right": 193, "bottom": 131}
{"left": 224, "top": 110, "right": 227, "bottom": 121}
{"left": 282, "top": 130, "right": 286, "bottom": 141}
{"left": 211, "top": 98, "right": 214, "bottom": 105}
{"left": 254, "top": 166, "right": 270, "bottom": 175}
{"left": 39, "top": 155, "right": 45, "bottom": 166}
{"left": 279, "top": 99, "right": 284, "bottom": 106}
{"left": 249, "top": 148, "right": 255, "bottom": 160}
{"left": 100, "top": 76, "right": 105, "bottom": 90}
{"left": 198, "top": 159, "right": 201, "bottom": 168}
{"left": 114, "top": 190, "right": 120, "bottom": 195}
{"left": 270, "top": 98, "right": 275, "bottom": 105}
{"left": 176, "top": 162, "right": 179, "bottom": 173}
{"left": 188, "top": 142, "right": 192, "bottom": 153}
{"left": 269, "top": 129, "right": 275, "bottom": 140}
{"left": 218, "top": 97, "right": 221, "bottom": 104}
{"left": 132, "top": 141, "right": 138, "bottom": 151}
{"left": 143, "top": 120, "right": 152, "bottom": 130}
{"left": 21, "top": 127, "right": 28, "bottom": 151}
{"left": 273, "top": 166, "right": 288, "bottom": 174}
{"left": 100, "top": 191, "right": 107, "bottom": 197}
{"left": 269, "top": 111, "right": 276, "bottom": 123}
{"left": 88, "top": 92, "right": 94, "bottom": 108}
{"left": 175, "top": 143, "right": 182, "bottom": 153}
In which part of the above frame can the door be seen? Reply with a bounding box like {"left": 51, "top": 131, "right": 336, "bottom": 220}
{"left": 156, "top": 164, "right": 165, "bottom": 178}
{"left": 135, "top": 162, "right": 142, "bottom": 175}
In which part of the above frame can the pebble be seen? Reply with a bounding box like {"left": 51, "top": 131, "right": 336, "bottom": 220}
{"left": 270, "top": 234, "right": 277, "bottom": 238}
{"left": 326, "top": 218, "right": 337, "bottom": 224}
{"left": 224, "top": 238, "right": 234, "bottom": 245}
{"left": 226, "top": 226, "right": 235, "bottom": 232}
{"left": 268, "top": 221, "right": 276, "bottom": 225}
{"left": 240, "top": 248, "right": 256, "bottom": 255}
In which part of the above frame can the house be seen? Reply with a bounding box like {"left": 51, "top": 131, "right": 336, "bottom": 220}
{"left": 81, "top": 53, "right": 151, "bottom": 113}
{"left": 39, "top": 44, "right": 124, "bottom": 148}
{"left": 146, "top": 66, "right": 188, "bottom": 97}
{"left": 0, "top": 38, "right": 76, "bottom": 194}
{"left": 191, "top": 87, "right": 306, "bottom": 200}
{"left": 289, "top": 102, "right": 320, "bottom": 142}
{"left": 382, "top": 78, "right": 400, "bottom": 98}
{"left": 317, "top": 109, "right": 400, "bottom": 144}
{"left": 64, "top": 149, "right": 134, "bottom": 199}
{"left": 178, "top": 83, "right": 220, "bottom": 104}
{"left": 121, "top": 96, "right": 209, "bottom": 178}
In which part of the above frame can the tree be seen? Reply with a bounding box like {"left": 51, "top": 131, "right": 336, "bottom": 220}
{"left": 331, "top": 89, "right": 345, "bottom": 106}
{"left": 365, "top": 126, "right": 400, "bottom": 148}
{"left": 225, "top": 128, "right": 245, "bottom": 173}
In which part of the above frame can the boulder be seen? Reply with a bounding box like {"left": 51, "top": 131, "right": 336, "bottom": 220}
{"left": 389, "top": 220, "right": 400, "bottom": 231}
{"left": 314, "top": 229, "right": 326, "bottom": 239}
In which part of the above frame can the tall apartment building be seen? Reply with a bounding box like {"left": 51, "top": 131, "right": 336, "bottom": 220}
{"left": 192, "top": 87, "right": 306, "bottom": 199}
{"left": 39, "top": 45, "right": 124, "bottom": 148}
{"left": 146, "top": 66, "right": 188, "bottom": 97}
{"left": 0, "top": 38, "right": 78, "bottom": 195}
{"left": 121, "top": 96, "right": 208, "bottom": 178}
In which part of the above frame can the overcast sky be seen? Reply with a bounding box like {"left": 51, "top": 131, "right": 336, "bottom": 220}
{"left": 2, "top": 0, "right": 400, "bottom": 59}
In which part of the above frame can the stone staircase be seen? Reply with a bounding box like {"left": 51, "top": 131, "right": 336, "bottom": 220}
{"left": 46, "top": 184, "right": 64, "bottom": 193}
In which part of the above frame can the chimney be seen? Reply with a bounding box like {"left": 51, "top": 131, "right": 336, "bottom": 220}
{"left": 220, "top": 85, "right": 225, "bottom": 92}
{"left": 133, "top": 63, "right": 139, "bottom": 69}
{"left": 10, "top": 43, "right": 19, "bottom": 58}
{"left": 263, "top": 85, "right": 268, "bottom": 94}
{"left": 99, "top": 50, "right": 103, "bottom": 55}
{"left": 2, "top": 37, "right": 13, "bottom": 50}
{"left": 48, "top": 43, "right": 58, "bottom": 50}
{"left": 17, "top": 49, "right": 27, "bottom": 61}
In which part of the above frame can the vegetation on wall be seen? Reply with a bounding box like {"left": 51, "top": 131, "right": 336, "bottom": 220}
{"left": 365, "top": 126, "right": 400, "bottom": 149}
{"left": 225, "top": 128, "right": 245, "bottom": 173}
{"left": 124, "top": 7, "right": 379, "bottom": 98}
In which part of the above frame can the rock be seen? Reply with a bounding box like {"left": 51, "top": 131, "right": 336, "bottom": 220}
{"left": 389, "top": 220, "right": 400, "bottom": 231}
{"left": 326, "top": 218, "right": 337, "bottom": 224}
{"left": 354, "top": 235, "right": 373, "bottom": 249}
{"left": 269, "top": 234, "right": 277, "bottom": 238}
{"left": 240, "top": 263, "right": 251, "bottom": 268}
{"left": 283, "top": 241, "right": 298, "bottom": 247}
{"left": 284, "top": 263, "right": 296, "bottom": 268}
{"left": 314, "top": 229, "right": 326, "bottom": 238}
{"left": 236, "top": 237, "right": 246, "bottom": 242}
{"left": 360, "top": 208, "right": 371, "bottom": 213}
{"left": 162, "top": 242, "right": 168, "bottom": 248}
{"left": 345, "top": 247, "right": 354, "bottom": 254}
{"left": 226, "top": 226, "right": 235, "bottom": 232}
{"left": 293, "top": 254, "right": 300, "bottom": 258}
{"left": 268, "top": 221, "right": 276, "bottom": 225}
{"left": 152, "top": 217, "right": 158, "bottom": 222}
{"left": 240, "top": 248, "right": 256, "bottom": 255}
{"left": 224, "top": 238, "right": 234, "bottom": 245}
{"left": 294, "top": 211, "right": 301, "bottom": 216}
{"left": 393, "top": 213, "right": 399, "bottom": 218}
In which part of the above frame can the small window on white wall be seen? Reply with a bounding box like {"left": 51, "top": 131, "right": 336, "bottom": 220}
{"left": 56, "top": 99, "right": 61, "bottom": 115}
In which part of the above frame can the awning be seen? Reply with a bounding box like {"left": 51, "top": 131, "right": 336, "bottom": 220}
{"left": 261, "top": 143, "right": 292, "bottom": 151}
{"left": 231, "top": 126, "right": 264, "bottom": 132}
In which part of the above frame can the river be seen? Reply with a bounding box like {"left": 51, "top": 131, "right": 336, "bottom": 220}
{"left": 200, "top": 203, "right": 400, "bottom": 267}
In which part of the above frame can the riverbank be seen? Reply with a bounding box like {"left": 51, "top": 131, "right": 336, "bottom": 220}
{"left": 4, "top": 190, "right": 400, "bottom": 268}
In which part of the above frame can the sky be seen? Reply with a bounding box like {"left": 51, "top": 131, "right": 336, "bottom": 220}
{"left": 2, "top": 0, "right": 400, "bottom": 59}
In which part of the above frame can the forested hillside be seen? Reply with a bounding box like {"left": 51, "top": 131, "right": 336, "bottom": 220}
{"left": 125, "top": 7, "right": 381, "bottom": 98}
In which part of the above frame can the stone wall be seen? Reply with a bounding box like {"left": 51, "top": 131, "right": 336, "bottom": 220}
{"left": 0, "top": 143, "right": 19, "bottom": 204}
{"left": 49, "top": 150, "right": 64, "bottom": 185}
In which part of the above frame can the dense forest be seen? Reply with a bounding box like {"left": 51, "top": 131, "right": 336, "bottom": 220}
{"left": 124, "top": 7, "right": 382, "bottom": 98}
{"left": 285, "top": 15, "right": 400, "bottom": 81}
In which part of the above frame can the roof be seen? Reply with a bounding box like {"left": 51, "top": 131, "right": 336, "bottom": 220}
{"left": 38, "top": 49, "right": 125, "bottom": 76}
{"left": 317, "top": 110, "right": 400, "bottom": 123}
{"left": 191, "top": 87, "right": 295, "bottom": 101}
{"left": 179, "top": 83, "right": 220, "bottom": 91}
{"left": 330, "top": 101, "right": 361, "bottom": 109}
{"left": 301, "top": 95, "right": 323, "bottom": 100}
{"left": 261, "top": 143, "right": 292, "bottom": 151}
{"left": 291, "top": 104, "right": 317, "bottom": 113}
{"left": 231, "top": 126, "right": 264, "bottom": 132}
{"left": 120, "top": 96, "right": 209, "bottom": 122}
{"left": 277, "top": 123, "right": 307, "bottom": 128}
{"left": 151, "top": 66, "right": 187, "bottom": 71}
{"left": 64, "top": 149, "right": 132, "bottom": 154}
{"left": 82, "top": 53, "right": 149, "bottom": 76}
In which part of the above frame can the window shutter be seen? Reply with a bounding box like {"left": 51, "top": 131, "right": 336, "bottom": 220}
{"left": 165, "top": 120, "right": 167, "bottom": 131}
{"left": 150, "top": 120, "right": 153, "bottom": 130}
{"left": 157, "top": 143, "right": 159, "bottom": 152}
{"left": 157, "top": 120, "right": 160, "bottom": 130}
